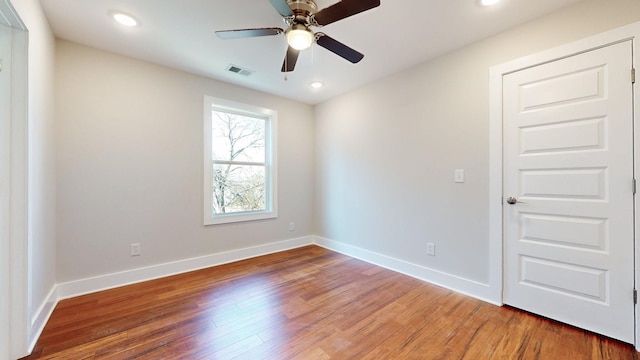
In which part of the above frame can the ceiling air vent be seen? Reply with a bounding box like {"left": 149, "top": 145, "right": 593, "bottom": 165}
{"left": 226, "top": 64, "right": 254, "bottom": 77}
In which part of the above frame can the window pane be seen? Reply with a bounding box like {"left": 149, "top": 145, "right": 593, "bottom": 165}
{"left": 204, "top": 96, "right": 277, "bottom": 225}
{"left": 211, "top": 111, "right": 265, "bottom": 163}
{"left": 211, "top": 164, "right": 266, "bottom": 214}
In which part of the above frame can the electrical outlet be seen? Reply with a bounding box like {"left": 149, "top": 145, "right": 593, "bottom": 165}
{"left": 289, "top": 222, "right": 295, "bottom": 231}
{"left": 130, "top": 243, "right": 141, "bottom": 256}
{"left": 426, "top": 243, "right": 436, "bottom": 256}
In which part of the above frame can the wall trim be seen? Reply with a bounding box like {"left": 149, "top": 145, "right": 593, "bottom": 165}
{"left": 28, "top": 286, "right": 57, "bottom": 352}
{"left": 0, "top": 1, "right": 29, "bottom": 358}
{"left": 0, "top": 0, "right": 26, "bottom": 28}
{"left": 51, "top": 235, "right": 504, "bottom": 305}
{"left": 50, "top": 234, "right": 503, "bottom": 307}
{"left": 314, "top": 236, "right": 500, "bottom": 306}
{"left": 56, "top": 236, "right": 313, "bottom": 300}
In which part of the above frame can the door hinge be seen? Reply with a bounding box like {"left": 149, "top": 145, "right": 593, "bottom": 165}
{"left": 634, "top": 178, "right": 637, "bottom": 195}
{"left": 634, "top": 289, "right": 638, "bottom": 304}
{"left": 633, "top": 68, "right": 636, "bottom": 84}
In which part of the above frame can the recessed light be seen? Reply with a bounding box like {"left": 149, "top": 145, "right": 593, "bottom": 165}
{"left": 310, "top": 82, "right": 323, "bottom": 89}
{"left": 481, "top": 0, "right": 500, "bottom": 6}
{"left": 111, "top": 11, "right": 139, "bottom": 27}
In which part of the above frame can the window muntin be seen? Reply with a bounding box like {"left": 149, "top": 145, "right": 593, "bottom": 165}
{"left": 204, "top": 96, "right": 277, "bottom": 225}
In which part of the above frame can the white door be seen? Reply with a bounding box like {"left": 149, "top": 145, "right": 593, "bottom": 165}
{"left": 503, "top": 41, "right": 635, "bottom": 343}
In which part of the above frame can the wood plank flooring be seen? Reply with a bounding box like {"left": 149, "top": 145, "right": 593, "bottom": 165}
{"left": 22, "top": 245, "right": 638, "bottom": 359}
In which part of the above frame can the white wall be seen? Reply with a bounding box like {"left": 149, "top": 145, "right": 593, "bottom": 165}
{"left": 9, "top": 0, "right": 57, "bottom": 355}
{"left": 55, "top": 40, "right": 315, "bottom": 283}
{"left": 315, "top": 0, "right": 640, "bottom": 298}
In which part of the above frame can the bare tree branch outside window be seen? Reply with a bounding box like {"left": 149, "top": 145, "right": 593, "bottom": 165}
{"left": 211, "top": 111, "right": 266, "bottom": 215}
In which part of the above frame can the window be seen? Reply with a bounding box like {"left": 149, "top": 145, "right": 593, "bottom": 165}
{"left": 203, "top": 96, "right": 277, "bottom": 225}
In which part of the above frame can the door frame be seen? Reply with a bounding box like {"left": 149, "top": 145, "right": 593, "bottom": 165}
{"left": 0, "top": 0, "right": 29, "bottom": 358}
{"left": 489, "top": 21, "right": 640, "bottom": 348}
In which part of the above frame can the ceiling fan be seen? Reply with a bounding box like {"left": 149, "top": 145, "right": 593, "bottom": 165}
{"left": 215, "top": 0, "right": 381, "bottom": 72}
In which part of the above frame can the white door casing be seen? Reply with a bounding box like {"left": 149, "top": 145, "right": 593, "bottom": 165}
{"left": 502, "top": 41, "right": 634, "bottom": 343}
{"left": 0, "top": 0, "right": 29, "bottom": 357}
{"left": 0, "top": 22, "right": 12, "bottom": 360}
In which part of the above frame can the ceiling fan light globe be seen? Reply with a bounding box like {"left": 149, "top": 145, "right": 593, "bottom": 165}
{"left": 287, "top": 27, "right": 314, "bottom": 50}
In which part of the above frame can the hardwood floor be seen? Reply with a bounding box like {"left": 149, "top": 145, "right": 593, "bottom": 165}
{"left": 22, "top": 245, "right": 638, "bottom": 359}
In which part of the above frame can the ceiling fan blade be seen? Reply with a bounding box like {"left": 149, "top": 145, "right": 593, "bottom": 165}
{"left": 281, "top": 46, "right": 300, "bottom": 72}
{"left": 313, "top": 0, "right": 380, "bottom": 26}
{"left": 316, "top": 33, "right": 364, "bottom": 63}
{"left": 216, "top": 28, "right": 284, "bottom": 40}
{"left": 269, "top": 0, "right": 294, "bottom": 17}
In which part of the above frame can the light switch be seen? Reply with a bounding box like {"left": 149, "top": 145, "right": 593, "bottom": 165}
{"left": 454, "top": 169, "right": 465, "bottom": 183}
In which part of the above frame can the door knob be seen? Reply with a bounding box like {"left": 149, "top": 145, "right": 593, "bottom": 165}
{"left": 506, "top": 197, "right": 518, "bottom": 205}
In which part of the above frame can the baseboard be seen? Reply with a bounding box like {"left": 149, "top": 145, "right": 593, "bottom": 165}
{"left": 48, "top": 235, "right": 498, "bottom": 304}
{"left": 313, "top": 236, "right": 501, "bottom": 305}
{"left": 28, "top": 285, "right": 57, "bottom": 353}
{"left": 56, "top": 236, "right": 314, "bottom": 300}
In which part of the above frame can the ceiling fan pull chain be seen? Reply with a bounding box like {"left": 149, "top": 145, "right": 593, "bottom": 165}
{"left": 284, "top": 51, "right": 288, "bottom": 80}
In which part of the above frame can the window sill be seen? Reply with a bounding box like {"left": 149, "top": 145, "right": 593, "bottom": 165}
{"left": 204, "top": 210, "right": 277, "bottom": 226}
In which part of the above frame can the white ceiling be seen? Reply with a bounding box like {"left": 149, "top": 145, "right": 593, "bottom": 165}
{"left": 40, "top": 0, "right": 585, "bottom": 105}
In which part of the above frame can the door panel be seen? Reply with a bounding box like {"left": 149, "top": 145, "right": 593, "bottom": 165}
{"left": 503, "top": 41, "right": 634, "bottom": 343}
{"left": 519, "top": 65, "right": 605, "bottom": 111}
{"left": 520, "top": 118, "right": 605, "bottom": 154}
{"left": 519, "top": 256, "right": 607, "bottom": 300}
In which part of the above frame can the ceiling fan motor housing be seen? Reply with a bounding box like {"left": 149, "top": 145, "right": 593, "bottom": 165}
{"left": 286, "top": 0, "right": 317, "bottom": 16}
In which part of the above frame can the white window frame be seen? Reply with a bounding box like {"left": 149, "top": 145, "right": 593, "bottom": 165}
{"left": 203, "top": 96, "right": 278, "bottom": 225}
